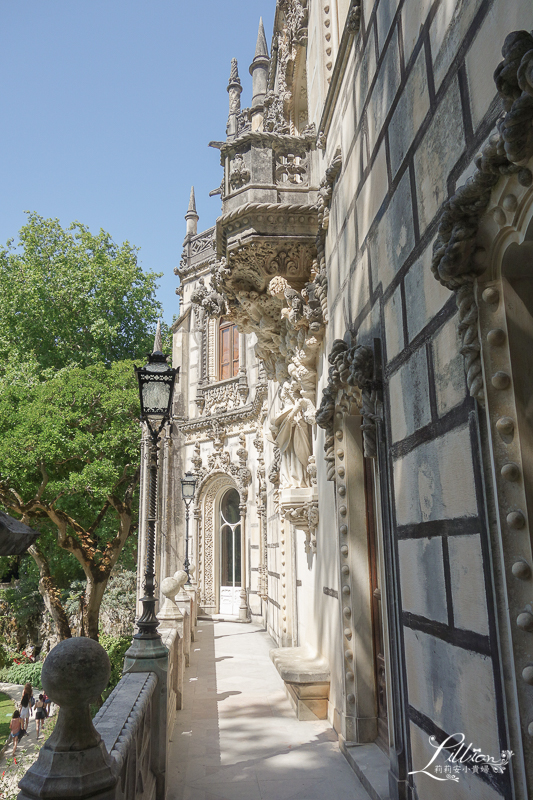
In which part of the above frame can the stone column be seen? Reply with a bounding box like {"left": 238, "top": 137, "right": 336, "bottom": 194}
{"left": 239, "top": 505, "right": 248, "bottom": 621}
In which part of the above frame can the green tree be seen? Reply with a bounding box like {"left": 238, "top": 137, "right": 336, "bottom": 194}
{"left": 0, "top": 211, "right": 162, "bottom": 381}
{"left": 0, "top": 362, "right": 142, "bottom": 640}
{"left": 0, "top": 213, "right": 165, "bottom": 640}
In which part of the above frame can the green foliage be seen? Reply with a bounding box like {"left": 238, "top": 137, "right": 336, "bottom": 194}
{"left": 0, "top": 661, "right": 42, "bottom": 689}
{"left": 99, "top": 633, "right": 132, "bottom": 692}
{"left": 100, "top": 569, "right": 137, "bottom": 636}
{"left": 0, "top": 692, "right": 16, "bottom": 742}
{"left": 0, "top": 212, "right": 167, "bottom": 641}
{"left": 0, "top": 360, "right": 141, "bottom": 512}
{"left": 0, "top": 211, "right": 165, "bottom": 381}
{"left": 0, "top": 575, "right": 44, "bottom": 627}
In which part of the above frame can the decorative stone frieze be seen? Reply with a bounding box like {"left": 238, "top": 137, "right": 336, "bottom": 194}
{"left": 178, "top": 380, "right": 267, "bottom": 445}
{"left": 191, "top": 427, "right": 251, "bottom": 506}
{"left": 431, "top": 30, "right": 533, "bottom": 405}
{"left": 195, "top": 377, "right": 248, "bottom": 416}
{"left": 317, "top": 339, "right": 377, "bottom": 479}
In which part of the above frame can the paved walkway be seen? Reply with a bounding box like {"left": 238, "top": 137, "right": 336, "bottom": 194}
{"left": 0, "top": 682, "right": 55, "bottom": 763}
{"left": 167, "top": 620, "right": 371, "bottom": 800}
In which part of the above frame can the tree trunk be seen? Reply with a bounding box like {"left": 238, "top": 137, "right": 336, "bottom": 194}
{"left": 28, "top": 545, "right": 72, "bottom": 640}
{"left": 83, "top": 572, "right": 111, "bottom": 641}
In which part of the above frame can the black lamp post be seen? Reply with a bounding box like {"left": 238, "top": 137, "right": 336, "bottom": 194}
{"left": 181, "top": 471, "right": 197, "bottom": 585}
{"left": 133, "top": 323, "right": 179, "bottom": 641}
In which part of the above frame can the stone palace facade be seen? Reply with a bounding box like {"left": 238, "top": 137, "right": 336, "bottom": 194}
{"left": 138, "top": 2, "right": 533, "bottom": 798}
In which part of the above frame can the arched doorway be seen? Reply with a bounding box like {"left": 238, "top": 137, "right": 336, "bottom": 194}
{"left": 219, "top": 487, "right": 242, "bottom": 616}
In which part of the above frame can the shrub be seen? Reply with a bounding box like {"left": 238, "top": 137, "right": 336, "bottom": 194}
{"left": 99, "top": 633, "right": 132, "bottom": 692}
{"left": 0, "top": 660, "right": 42, "bottom": 688}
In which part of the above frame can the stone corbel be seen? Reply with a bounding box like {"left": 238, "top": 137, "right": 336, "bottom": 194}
{"left": 316, "top": 339, "right": 377, "bottom": 480}
{"left": 280, "top": 487, "right": 319, "bottom": 554}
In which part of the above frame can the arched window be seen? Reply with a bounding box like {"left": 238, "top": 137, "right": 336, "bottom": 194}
{"left": 219, "top": 488, "right": 241, "bottom": 616}
{"left": 219, "top": 321, "right": 239, "bottom": 380}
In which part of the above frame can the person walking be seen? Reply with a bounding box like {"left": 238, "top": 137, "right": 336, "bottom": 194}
{"left": 34, "top": 695, "right": 46, "bottom": 739}
{"left": 19, "top": 692, "right": 30, "bottom": 732}
{"left": 9, "top": 710, "right": 22, "bottom": 757}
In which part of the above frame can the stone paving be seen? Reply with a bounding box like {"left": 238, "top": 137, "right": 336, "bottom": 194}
{"left": 167, "top": 620, "right": 371, "bottom": 800}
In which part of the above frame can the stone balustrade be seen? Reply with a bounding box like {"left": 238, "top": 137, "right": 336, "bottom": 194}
{"left": 17, "top": 585, "right": 198, "bottom": 800}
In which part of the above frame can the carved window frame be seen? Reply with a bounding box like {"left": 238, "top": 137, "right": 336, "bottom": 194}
{"left": 474, "top": 161, "right": 533, "bottom": 784}
{"left": 332, "top": 409, "right": 390, "bottom": 747}
{"left": 196, "top": 473, "right": 236, "bottom": 614}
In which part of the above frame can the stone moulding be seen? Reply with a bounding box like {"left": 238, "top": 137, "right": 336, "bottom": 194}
{"left": 218, "top": 130, "right": 316, "bottom": 159}
{"left": 317, "top": 0, "right": 362, "bottom": 149}
{"left": 316, "top": 338, "right": 377, "bottom": 480}
{"left": 431, "top": 30, "right": 533, "bottom": 406}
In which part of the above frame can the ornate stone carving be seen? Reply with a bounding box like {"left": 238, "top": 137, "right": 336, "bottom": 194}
{"left": 229, "top": 154, "right": 251, "bottom": 190}
{"left": 431, "top": 30, "right": 533, "bottom": 405}
{"left": 191, "top": 426, "right": 252, "bottom": 506}
{"left": 198, "top": 475, "right": 234, "bottom": 607}
{"left": 178, "top": 379, "right": 268, "bottom": 444}
{"left": 197, "top": 378, "right": 248, "bottom": 416}
{"left": 268, "top": 446, "right": 281, "bottom": 486}
{"left": 347, "top": 5, "right": 361, "bottom": 33}
{"left": 317, "top": 339, "right": 377, "bottom": 479}
{"left": 276, "top": 152, "right": 308, "bottom": 184}
{"left": 280, "top": 498, "right": 319, "bottom": 553}
{"left": 264, "top": 93, "right": 290, "bottom": 134}
{"left": 253, "top": 417, "right": 268, "bottom": 599}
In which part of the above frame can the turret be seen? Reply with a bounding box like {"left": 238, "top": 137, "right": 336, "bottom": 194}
{"left": 249, "top": 18, "right": 270, "bottom": 131}
{"left": 226, "top": 58, "right": 242, "bottom": 138}
{"left": 184, "top": 186, "right": 199, "bottom": 238}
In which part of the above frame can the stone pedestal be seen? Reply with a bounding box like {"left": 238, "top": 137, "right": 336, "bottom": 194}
{"left": 18, "top": 638, "right": 117, "bottom": 800}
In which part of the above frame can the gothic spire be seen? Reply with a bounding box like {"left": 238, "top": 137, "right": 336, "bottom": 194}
{"left": 185, "top": 185, "right": 199, "bottom": 237}
{"left": 187, "top": 185, "right": 197, "bottom": 215}
{"left": 249, "top": 18, "right": 270, "bottom": 126}
{"left": 153, "top": 319, "right": 163, "bottom": 354}
{"left": 226, "top": 58, "right": 243, "bottom": 138}
{"left": 254, "top": 18, "right": 269, "bottom": 59}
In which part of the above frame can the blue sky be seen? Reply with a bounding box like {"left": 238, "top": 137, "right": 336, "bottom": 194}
{"left": 0, "top": 2, "right": 276, "bottom": 324}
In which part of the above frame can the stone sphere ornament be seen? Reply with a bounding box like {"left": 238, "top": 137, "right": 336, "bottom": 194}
{"left": 42, "top": 636, "right": 111, "bottom": 708}
{"left": 174, "top": 569, "right": 189, "bottom": 593}
{"left": 161, "top": 576, "right": 180, "bottom": 599}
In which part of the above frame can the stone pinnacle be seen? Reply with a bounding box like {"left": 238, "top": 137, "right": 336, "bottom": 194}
{"left": 153, "top": 319, "right": 163, "bottom": 354}
{"left": 187, "top": 186, "right": 197, "bottom": 215}
{"left": 255, "top": 18, "right": 269, "bottom": 58}
{"left": 229, "top": 57, "right": 241, "bottom": 86}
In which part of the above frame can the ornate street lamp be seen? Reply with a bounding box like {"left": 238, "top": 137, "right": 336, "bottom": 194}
{"left": 181, "top": 471, "right": 197, "bottom": 585}
{"left": 133, "top": 322, "right": 178, "bottom": 641}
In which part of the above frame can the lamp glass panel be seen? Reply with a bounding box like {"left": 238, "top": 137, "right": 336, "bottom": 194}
{"left": 181, "top": 478, "right": 196, "bottom": 499}
{"left": 142, "top": 380, "right": 170, "bottom": 413}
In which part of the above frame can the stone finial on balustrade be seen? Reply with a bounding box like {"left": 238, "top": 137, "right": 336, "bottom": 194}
{"left": 174, "top": 569, "right": 189, "bottom": 602}
{"left": 18, "top": 637, "right": 116, "bottom": 800}
{"left": 157, "top": 574, "right": 184, "bottom": 623}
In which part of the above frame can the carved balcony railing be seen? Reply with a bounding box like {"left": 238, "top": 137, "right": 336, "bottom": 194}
{"left": 195, "top": 375, "right": 249, "bottom": 415}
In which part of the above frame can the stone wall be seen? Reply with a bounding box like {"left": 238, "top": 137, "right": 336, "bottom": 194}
{"left": 311, "top": 0, "right": 533, "bottom": 797}
{"left": 164, "top": 2, "right": 533, "bottom": 797}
